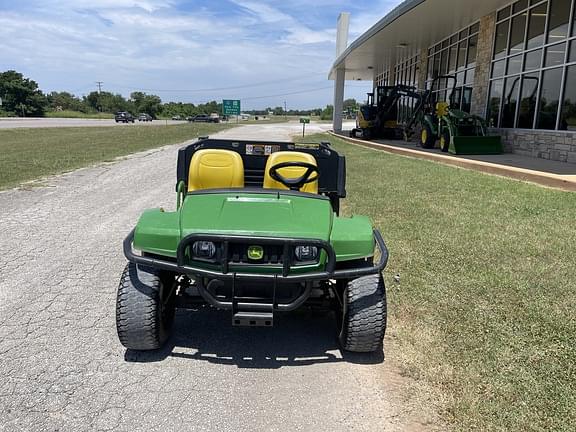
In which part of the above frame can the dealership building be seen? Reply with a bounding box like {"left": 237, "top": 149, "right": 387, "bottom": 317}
{"left": 330, "top": 0, "right": 576, "bottom": 164}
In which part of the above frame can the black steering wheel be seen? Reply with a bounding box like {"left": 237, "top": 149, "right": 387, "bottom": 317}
{"left": 269, "top": 162, "right": 319, "bottom": 191}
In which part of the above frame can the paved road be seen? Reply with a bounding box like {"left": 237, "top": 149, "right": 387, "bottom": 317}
{"left": 0, "top": 118, "right": 187, "bottom": 129}
{"left": 0, "top": 123, "right": 431, "bottom": 431}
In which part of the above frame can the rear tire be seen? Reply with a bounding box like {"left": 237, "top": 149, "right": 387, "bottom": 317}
{"left": 420, "top": 124, "right": 436, "bottom": 149}
{"left": 116, "top": 263, "right": 175, "bottom": 351}
{"left": 339, "top": 274, "right": 387, "bottom": 353}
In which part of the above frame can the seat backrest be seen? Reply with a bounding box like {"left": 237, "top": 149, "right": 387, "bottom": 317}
{"left": 436, "top": 102, "right": 449, "bottom": 117}
{"left": 188, "top": 149, "right": 244, "bottom": 191}
{"left": 263, "top": 151, "right": 318, "bottom": 194}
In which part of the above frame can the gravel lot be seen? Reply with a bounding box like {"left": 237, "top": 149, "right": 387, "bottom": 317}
{"left": 0, "top": 123, "right": 430, "bottom": 431}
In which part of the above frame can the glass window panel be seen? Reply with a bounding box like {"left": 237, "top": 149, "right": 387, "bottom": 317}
{"left": 507, "top": 54, "right": 524, "bottom": 75}
{"left": 544, "top": 42, "right": 566, "bottom": 67}
{"left": 459, "top": 29, "right": 468, "bottom": 39}
{"left": 440, "top": 51, "right": 449, "bottom": 74}
{"left": 513, "top": 0, "right": 529, "bottom": 13}
{"left": 456, "top": 72, "right": 465, "bottom": 86}
{"left": 498, "top": 6, "right": 511, "bottom": 21}
{"left": 442, "top": 39, "right": 449, "bottom": 49}
{"left": 465, "top": 68, "right": 475, "bottom": 85}
{"left": 451, "top": 88, "right": 462, "bottom": 108}
{"left": 570, "top": 41, "right": 576, "bottom": 62}
{"left": 470, "top": 23, "right": 480, "bottom": 34}
{"left": 457, "top": 41, "right": 467, "bottom": 69}
{"left": 518, "top": 73, "right": 540, "bottom": 127}
{"left": 467, "top": 35, "right": 478, "bottom": 67}
{"left": 547, "top": 0, "right": 571, "bottom": 41}
{"left": 432, "top": 54, "right": 441, "bottom": 78}
{"left": 450, "top": 35, "right": 458, "bottom": 45}
{"left": 527, "top": 4, "right": 547, "bottom": 49}
{"left": 462, "top": 87, "right": 473, "bottom": 113}
{"left": 537, "top": 67, "right": 563, "bottom": 129}
{"left": 487, "top": 79, "right": 504, "bottom": 127}
{"left": 494, "top": 22, "right": 510, "bottom": 59}
{"left": 448, "top": 44, "right": 458, "bottom": 72}
{"left": 502, "top": 77, "right": 521, "bottom": 127}
{"left": 492, "top": 59, "right": 506, "bottom": 77}
{"left": 560, "top": 65, "right": 576, "bottom": 130}
{"left": 524, "top": 49, "right": 543, "bottom": 70}
{"left": 510, "top": 13, "right": 527, "bottom": 54}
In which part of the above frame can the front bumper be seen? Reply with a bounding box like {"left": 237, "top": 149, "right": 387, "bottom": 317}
{"left": 123, "top": 229, "right": 389, "bottom": 282}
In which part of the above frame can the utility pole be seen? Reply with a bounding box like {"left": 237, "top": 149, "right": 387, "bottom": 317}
{"left": 96, "top": 81, "right": 103, "bottom": 94}
{"left": 284, "top": 100, "right": 287, "bottom": 120}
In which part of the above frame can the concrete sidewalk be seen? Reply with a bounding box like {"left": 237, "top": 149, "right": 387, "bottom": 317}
{"left": 331, "top": 132, "right": 576, "bottom": 192}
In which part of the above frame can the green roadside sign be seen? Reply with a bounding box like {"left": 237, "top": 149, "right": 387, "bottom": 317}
{"left": 300, "top": 117, "right": 310, "bottom": 124}
{"left": 223, "top": 100, "right": 241, "bottom": 116}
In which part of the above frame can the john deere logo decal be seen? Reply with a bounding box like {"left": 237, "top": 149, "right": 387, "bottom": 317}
{"left": 247, "top": 245, "right": 264, "bottom": 260}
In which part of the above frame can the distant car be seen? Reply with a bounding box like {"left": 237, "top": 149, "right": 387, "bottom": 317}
{"left": 138, "top": 113, "right": 153, "bottom": 122}
{"left": 187, "top": 114, "right": 218, "bottom": 123}
{"left": 171, "top": 115, "right": 182, "bottom": 121}
{"left": 115, "top": 112, "right": 135, "bottom": 123}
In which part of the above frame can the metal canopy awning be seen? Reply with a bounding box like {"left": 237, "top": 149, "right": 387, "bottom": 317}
{"left": 329, "top": 0, "right": 509, "bottom": 81}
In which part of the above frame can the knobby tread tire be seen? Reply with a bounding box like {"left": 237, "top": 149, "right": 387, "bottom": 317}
{"left": 420, "top": 124, "right": 436, "bottom": 149}
{"left": 116, "top": 263, "right": 173, "bottom": 351}
{"left": 339, "top": 274, "right": 387, "bottom": 353}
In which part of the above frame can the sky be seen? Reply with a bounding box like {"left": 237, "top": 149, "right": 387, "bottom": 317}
{"left": 0, "top": 0, "right": 401, "bottom": 110}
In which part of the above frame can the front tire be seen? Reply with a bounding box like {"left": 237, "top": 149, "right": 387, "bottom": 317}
{"left": 116, "top": 263, "right": 175, "bottom": 350}
{"left": 440, "top": 129, "right": 451, "bottom": 152}
{"left": 339, "top": 274, "right": 387, "bottom": 353}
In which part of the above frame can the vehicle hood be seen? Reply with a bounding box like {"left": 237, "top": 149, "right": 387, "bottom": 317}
{"left": 179, "top": 192, "right": 332, "bottom": 241}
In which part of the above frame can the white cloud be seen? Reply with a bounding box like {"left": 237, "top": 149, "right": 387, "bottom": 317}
{"left": 0, "top": 0, "right": 391, "bottom": 108}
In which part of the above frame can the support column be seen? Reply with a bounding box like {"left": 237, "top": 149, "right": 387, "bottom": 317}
{"left": 471, "top": 12, "right": 497, "bottom": 117}
{"left": 417, "top": 48, "right": 428, "bottom": 89}
{"left": 333, "top": 68, "right": 345, "bottom": 133}
{"left": 332, "top": 12, "right": 350, "bottom": 133}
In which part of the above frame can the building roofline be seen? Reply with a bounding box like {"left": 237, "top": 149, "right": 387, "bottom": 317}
{"left": 329, "top": 0, "right": 426, "bottom": 79}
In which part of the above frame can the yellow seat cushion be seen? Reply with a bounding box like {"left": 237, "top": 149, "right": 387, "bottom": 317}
{"left": 188, "top": 149, "right": 244, "bottom": 191}
{"left": 436, "top": 102, "right": 449, "bottom": 117}
{"left": 263, "top": 151, "right": 318, "bottom": 194}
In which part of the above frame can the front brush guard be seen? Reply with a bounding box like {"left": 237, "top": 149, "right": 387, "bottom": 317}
{"left": 123, "top": 229, "right": 389, "bottom": 282}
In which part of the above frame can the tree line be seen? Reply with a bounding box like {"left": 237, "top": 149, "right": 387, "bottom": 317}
{"left": 0, "top": 70, "right": 359, "bottom": 119}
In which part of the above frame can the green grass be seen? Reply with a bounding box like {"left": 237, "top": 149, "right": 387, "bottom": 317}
{"left": 45, "top": 110, "right": 115, "bottom": 119}
{"left": 0, "top": 123, "right": 233, "bottom": 189}
{"left": 313, "top": 133, "right": 576, "bottom": 431}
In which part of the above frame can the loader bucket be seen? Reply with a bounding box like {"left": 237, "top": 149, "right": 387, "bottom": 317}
{"left": 449, "top": 135, "right": 503, "bottom": 155}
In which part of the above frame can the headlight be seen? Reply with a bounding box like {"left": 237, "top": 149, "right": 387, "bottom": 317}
{"left": 294, "top": 245, "right": 318, "bottom": 261}
{"left": 192, "top": 241, "right": 216, "bottom": 259}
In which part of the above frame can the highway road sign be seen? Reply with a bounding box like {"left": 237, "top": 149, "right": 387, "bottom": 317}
{"left": 223, "top": 100, "right": 241, "bottom": 116}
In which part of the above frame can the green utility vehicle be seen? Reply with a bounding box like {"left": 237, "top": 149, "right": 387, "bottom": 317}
{"left": 117, "top": 138, "right": 389, "bottom": 353}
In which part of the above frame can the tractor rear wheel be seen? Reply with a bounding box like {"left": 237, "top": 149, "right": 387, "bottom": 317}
{"left": 116, "top": 263, "right": 176, "bottom": 351}
{"left": 338, "top": 274, "right": 387, "bottom": 353}
{"left": 440, "top": 130, "right": 451, "bottom": 152}
{"left": 420, "top": 125, "right": 436, "bottom": 149}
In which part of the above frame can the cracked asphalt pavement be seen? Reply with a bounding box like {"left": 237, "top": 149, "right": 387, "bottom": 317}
{"left": 0, "top": 123, "right": 429, "bottom": 431}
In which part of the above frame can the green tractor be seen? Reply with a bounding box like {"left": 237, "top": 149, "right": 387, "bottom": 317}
{"left": 116, "top": 137, "right": 389, "bottom": 353}
{"left": 407, "top": 75, "right": 502, "bottom": 155}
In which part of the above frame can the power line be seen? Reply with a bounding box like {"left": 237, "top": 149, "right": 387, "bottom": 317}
{"left": 105, "top": 72, "right": 329, "bottom": 94}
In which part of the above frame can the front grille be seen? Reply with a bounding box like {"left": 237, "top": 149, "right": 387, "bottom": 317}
{"left": 228, "top": 243, "right": 286, "bottom": 265}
